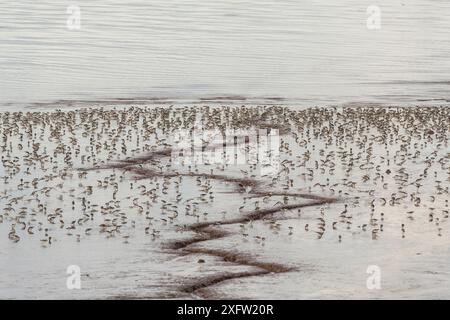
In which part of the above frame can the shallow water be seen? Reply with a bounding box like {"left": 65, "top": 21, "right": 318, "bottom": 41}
{"left": 1, "top": 0, "right": 450, "bottom": 108}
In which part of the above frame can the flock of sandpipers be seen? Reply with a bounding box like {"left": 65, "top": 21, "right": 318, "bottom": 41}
{"left": 0, "top": 106, "right": 448, "bottom": 250}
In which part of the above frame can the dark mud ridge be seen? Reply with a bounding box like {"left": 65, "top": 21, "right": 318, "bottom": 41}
{"left": 87, "top": 145, "right": 339, "bottom": 299}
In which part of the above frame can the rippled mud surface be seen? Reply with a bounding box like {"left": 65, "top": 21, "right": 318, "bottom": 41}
{"left": 1, "top": 105, "right": 449, "bottom": 299}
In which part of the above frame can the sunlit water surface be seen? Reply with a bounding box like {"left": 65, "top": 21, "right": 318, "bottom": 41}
{"left": 0, "top": 0, "right": 449, "bottom": 108}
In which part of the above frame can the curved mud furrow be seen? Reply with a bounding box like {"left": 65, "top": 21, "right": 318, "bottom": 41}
{"left": 210, "top": 199, "right": 337, "bottom": 228}
{"left": 166, "top": 198, "right": 336, "bottom": 297}
{"left": 84, "top": 161, "right": 258, "bottom": 188}
{"left": 184, "top": 248, "right": 294, "bottom": 274}
{"left": 128, "top": 167, "right": 259, "bottom": 188}
{"left": 80, "top": 148, "right": 173, "bottom": 171}
{"left": 179, "top": 270, "right": 269, "bottom": 297}
{"left": 247, "top": 191, "right": 336, "bottom": 202}
{"left": 84, "top": 145, "right": 339, "bottom": 298}
{"left": 168, "top": 198, "right": 339, "bottom": 251}
{"left": 167, "top": 226, "right": 230, "bottom": 251}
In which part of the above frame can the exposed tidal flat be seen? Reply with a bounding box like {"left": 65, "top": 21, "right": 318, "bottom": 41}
{"left": 1, "top": 0, "right": 450, "bottom": 108}
{"left": 0, "top": 104, "right": 449, "bottom": 299}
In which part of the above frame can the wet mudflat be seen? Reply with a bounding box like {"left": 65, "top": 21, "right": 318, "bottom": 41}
{"left": 0, "top": 105, "right": 449, "bottom": 299}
